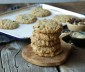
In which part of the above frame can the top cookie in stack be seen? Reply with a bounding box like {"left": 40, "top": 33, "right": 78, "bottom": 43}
{"left": 33, "top": 19, "right": 62, "bottom": 33}
{"left": 31, "top": 19, "right": 63, "bottom": 57}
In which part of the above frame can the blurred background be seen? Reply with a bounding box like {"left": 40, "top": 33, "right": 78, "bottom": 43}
{"left": 0, "top": 0, "right": 85, "bottom": 15}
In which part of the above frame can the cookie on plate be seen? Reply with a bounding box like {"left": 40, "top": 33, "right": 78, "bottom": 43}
{"left": 16, "top": 14, "right": 37, "bottom": 24}
{"left": 52, "top": 15, "right": 77, "bottom": 24}
{"left": 30, "top": 7, "right": 51, "bottom": 17}
{"left": 0, "top": 19, "right": 19, "bottom": 29}
{"left": 33, "top": 19, "right": 62, "bottom": 33}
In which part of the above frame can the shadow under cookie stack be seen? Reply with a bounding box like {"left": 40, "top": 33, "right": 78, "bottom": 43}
{"left": 31, "top": 19, "right": 63, "bottom": 57}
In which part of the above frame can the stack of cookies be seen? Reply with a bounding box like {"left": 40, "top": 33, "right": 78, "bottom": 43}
{"left": 31, "top": 19, "right": 63, "bottom": 57}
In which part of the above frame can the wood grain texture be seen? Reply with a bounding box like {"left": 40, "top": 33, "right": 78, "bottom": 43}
{"left": 0, "top": 39, "right": 85, "bottom": 72}
{"left": 22, "top": 40, "right": 72, "bottom": 66}
{"left": 0, "top": 41, "right": 58, "bottom": 72}
{"left": 60, "top": 46, "right": 85, "bottom": 72}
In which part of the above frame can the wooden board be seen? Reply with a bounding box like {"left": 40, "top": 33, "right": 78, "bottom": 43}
{"left": 22, "top": 40, "right": 72, "bottom": 66}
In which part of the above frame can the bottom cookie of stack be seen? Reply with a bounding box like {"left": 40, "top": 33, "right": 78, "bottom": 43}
{"left": 31, "top": 44, "right": 62, "bottom": 57}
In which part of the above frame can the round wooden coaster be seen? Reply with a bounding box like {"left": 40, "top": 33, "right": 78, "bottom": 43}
{"left": 22, "top": 40, "right": 71, "bottom": 66}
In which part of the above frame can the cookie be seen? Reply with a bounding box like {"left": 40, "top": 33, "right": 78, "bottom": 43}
{"left": 31, "top": 43, "right": 61, "bottom": 53}
{"left": 31, "top": 44, "right": 62, "bottom": 57}
{"left": 30, "top": 7, "right": 51, "bottom": 17}
{"left": 0, "top": 19, "right": 19, "bottom": 29}
{"left": 31, "top": 36, "right": 60, "bottom": 46}
{"left": 32, "top": 30, "right": 60, "bottom": 41}
{"left": 16, "top": 14, "right": 37, "bottom": 24}
{"left": 31, "top": 44, "right": 60, "bottom": 53}
{"left": 34, "top": 50, "right": 62, "bottom": 57}
{"left": 39, "top": 48, "right": 62, "bottom": 57}
{"left": 33, "top": 19, "right": 62, "bottom": 33}
{"left": 52, "top": 15, "right": 77, "bottom": 23}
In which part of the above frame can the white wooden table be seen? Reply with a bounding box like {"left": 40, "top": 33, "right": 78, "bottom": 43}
{"left": 0, "top": 39, "right": 85, "bottom": 72}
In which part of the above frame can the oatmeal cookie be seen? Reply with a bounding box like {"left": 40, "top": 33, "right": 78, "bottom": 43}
{"left": 52, "top": 15, "right": 77, "bottom": 23}
{"left": 31, "top": 44, "right": 60, "bottom": 53}
{"left": 33, "top": 19, "right": 62, "bottom": 33}
{"left": 16, "top": 14, "right": 37, "bottom": 24}
{"left": 34, "top": 50, "right": 62, "bottom": 57}
{"left": 30, "top": 7, "right": 51, "bottom": 17}
{"left": 31, "top": 44, "right": 62, "bottom": 57}
{"left": 31, "top": 36, "right": 60, "bottom": 46}
{"left": 32, "top": 30, "right": 60, "bottom": 41}
{"left": 0, "top": 19, "right": 19, "bottom": 29}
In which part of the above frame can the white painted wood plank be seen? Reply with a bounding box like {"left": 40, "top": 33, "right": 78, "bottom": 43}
{"left": 0, "top": 41, "right": 58, "bottom": 72}
{"left": 60, "top": 47, "right": 85, "bottom": 72}
{"left": 16, "top": 50, "right": 58, "bottom": 72}
{"left": 0, "top": 41, "right": 29, "bottom": 72}
{"left": 1, "top": 47, "right": 17, "bottom": 72}
{"left": 0, "top": 45, "right": 10, "bottom": 72}
{"left": 0, "top": 58, "right": 3, "bottom": 72}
